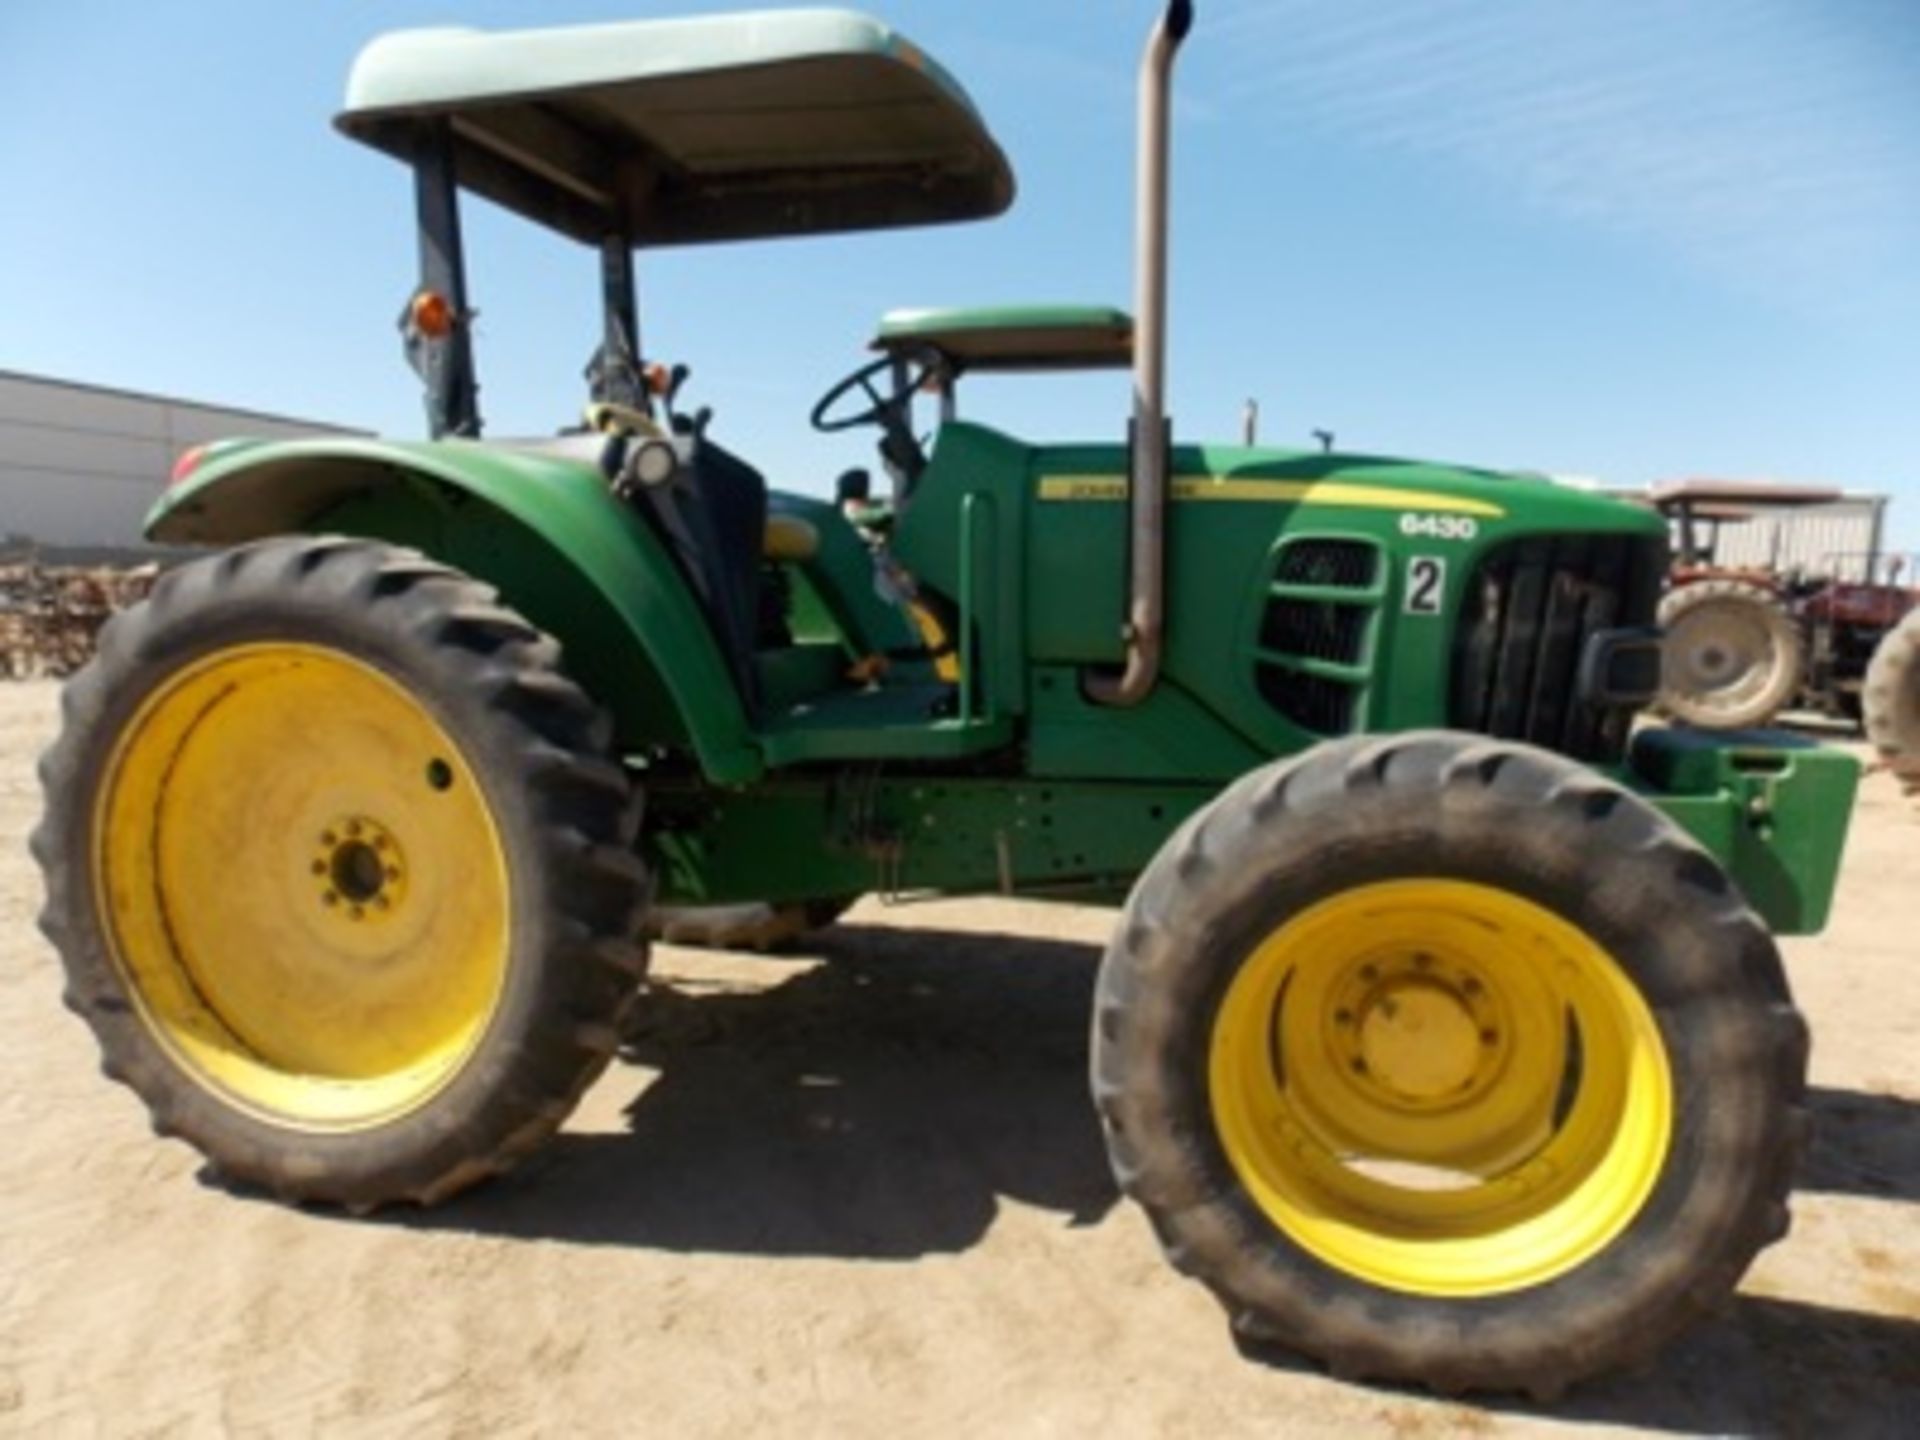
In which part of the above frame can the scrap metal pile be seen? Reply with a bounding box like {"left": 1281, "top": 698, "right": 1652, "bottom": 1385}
{"left": 0, "top": 560, "right": 157, "bottom": 679}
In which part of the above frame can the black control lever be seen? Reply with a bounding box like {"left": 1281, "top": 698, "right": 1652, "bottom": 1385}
{"left": 664, "top": 364, "right": 691, "bottom": 414}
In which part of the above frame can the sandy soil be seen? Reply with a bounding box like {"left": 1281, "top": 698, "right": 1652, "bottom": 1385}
{"left": 2, "top": 678, "right": 1914, "bottom": 1438}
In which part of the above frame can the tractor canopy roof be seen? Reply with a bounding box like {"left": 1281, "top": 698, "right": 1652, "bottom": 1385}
{"left": 873, "top": 305, "right": 1134, "bottom": 372}
{"left": 337, "top": 8, "right": 1015, "bottom": 247}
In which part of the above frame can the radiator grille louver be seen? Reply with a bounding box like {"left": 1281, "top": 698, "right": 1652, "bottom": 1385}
{"left": 1259, "top": 600, "right": 1370, "bottom": 664}
{"left": 1273, "top": 539, "right": 1380, "bottom": 590}
{"left": 1256, "top": 664, "right": 1358, "bottom": 734}
{"left": 1252, "top": 538, "right": 1383, "bottom": 737}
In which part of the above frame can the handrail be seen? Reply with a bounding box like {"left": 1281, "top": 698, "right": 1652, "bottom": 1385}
{"left": 959, "top": 491, "right": 995, "bottom": 722}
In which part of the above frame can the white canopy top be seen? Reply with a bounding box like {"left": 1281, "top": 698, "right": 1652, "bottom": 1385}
{"left": 337, "top": 8, "right": 1015, "bottom": 247}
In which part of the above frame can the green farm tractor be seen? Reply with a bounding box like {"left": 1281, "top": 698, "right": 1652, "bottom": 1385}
{"left": 35, "top": 3, "right": 1859, "bottom": 1397}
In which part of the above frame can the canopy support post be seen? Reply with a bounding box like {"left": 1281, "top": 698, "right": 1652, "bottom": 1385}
{"left": 412, "top": 121, "right": 481, "bottom": 439}
{"left": 588, "top": 233, "right": 650, "bottom": 415}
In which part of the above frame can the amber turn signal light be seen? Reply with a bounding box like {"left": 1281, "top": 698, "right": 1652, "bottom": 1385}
{"left": 409, "top": 290, "right": 456, "bottom": 339}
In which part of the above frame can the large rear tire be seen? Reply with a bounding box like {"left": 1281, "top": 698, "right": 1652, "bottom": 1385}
{"left": 1093, "top": 732, "right": 1806, "bottom": 1398}
{"left": 1864, "top": 607, "right": 1920, "bottom": 801}
{"left": 32, "top": 537, "right": 650, "bottom": 1210}
{"left": 1658, "top": 579, "right": 1802, "bottom": 729}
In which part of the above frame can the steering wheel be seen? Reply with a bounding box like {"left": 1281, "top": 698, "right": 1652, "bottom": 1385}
{"left": 810, "top": 353, "right": 938, "bottom": 434}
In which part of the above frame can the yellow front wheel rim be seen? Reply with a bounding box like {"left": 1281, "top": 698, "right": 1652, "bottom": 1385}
{"left": 94, "top": 643, "right": 510, "bottom": 1131}
{"left": 1209, "top": 879, "right": 1673, "bottom": 1298}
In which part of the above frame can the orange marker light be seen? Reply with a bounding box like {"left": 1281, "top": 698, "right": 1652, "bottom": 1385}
{"left": 409, "top": 290, "right": 455, "bottom": 339}
{"left": 645, "top": 362, "right": 672, "bottom": 396}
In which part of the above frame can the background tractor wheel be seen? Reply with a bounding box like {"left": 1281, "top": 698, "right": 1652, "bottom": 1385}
{"left": 32, "top": 536, "right": 650, "bottom": 1211}
{"left": 1657, "top": 579, "right": 1803, "bottom": 729}
{"left": 650, "top": 898, "right": 854, "bottom": 952}
{"left": 1864, "top": 607, "right": 1920, "bottom": 802}
{"left": 1093, "top": 732, "right": 1806, "bottom": 1398}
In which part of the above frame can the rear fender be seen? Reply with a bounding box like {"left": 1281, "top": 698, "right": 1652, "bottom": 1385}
{"left": 149, "top": 437, "right": 761, "bottom": 783}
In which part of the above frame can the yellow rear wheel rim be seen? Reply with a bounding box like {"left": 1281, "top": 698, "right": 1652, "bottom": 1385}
{"left": 1209, "top": 879, "right": 1672, "bottom": 1298}
{"left": 94, "top": 643, "right": 510, "bottom": 1131}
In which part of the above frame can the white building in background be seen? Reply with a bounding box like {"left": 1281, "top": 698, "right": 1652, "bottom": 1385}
{"left": 1695, "top": 494, "right": 1895, "bottom": 582}
{"left": 0, "top": 370, "right": 364, "bottom": 556}
{"left": 1544, "top": 470, "right": 1899, "bottom": 584}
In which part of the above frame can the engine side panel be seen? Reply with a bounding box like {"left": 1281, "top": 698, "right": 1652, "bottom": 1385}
{"left": 895, "top": 423, "right": 1669, "bottom": 780}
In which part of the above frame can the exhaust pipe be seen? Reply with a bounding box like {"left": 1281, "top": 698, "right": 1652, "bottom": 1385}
{"left": 1089, "top": 0, "right": 1194, "bottom": 707}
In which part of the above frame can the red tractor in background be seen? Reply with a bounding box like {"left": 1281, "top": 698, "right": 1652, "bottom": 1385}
{"left": 1651, "top": 479, "right": 1918, "bottom": 741}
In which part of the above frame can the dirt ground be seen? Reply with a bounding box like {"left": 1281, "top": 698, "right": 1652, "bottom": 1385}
{"left": 2, "top": 679, "right": 1914, "bottom": 1438}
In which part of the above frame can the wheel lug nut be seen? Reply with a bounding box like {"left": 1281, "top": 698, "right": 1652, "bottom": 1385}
{"left": 1481, "top": 1028, "right": 1498, "bottom": 1046}
{"left": 321, "top": 830, "right": 337, "bottom": 847}
{"left": 350, "top": 905, "right": 365, "bottom": 921}
{"left": 322, "top": 891, "right": 339, "bottom": 907}
{"left": 310, "top": 860, "right": 326, "bottom": 876}
{"left": 373, "top": 835, "right": 390, "bottom": 851}
{"left": 1350, "top": 1058, "right": 1368, "bottom": 1074}
{"left": 384, "top": 866, "right": 401, "bottom": 882}
{"left": 347, "top": 820, "right": 363, "bottom": 838}
{"left": 375, "top": 896, "right": 392, "bottom": 911}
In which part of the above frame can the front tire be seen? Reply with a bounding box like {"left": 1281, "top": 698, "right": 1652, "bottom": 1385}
{"left": 1093, "top": 732, "right": 1806, "bottom": 1397}
{"left": 32, "top": 537, "right": 650, "bottom": 1210}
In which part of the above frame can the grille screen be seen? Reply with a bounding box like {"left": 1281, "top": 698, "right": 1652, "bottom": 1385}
{"left": 1450, "top": 534, "right": 1667, "bottom": 763}
{"left": 1257, "top": 664, "right": 1357, "bottom": 734}
{"left": 1259, "top": 600, "right": 1370, "bottom": 664}
{"left": 1273, "top": 539, "right": 1379, "bottom": 590}
{"left": 1253, "top": 538, "right": 1382, "bottom": 736}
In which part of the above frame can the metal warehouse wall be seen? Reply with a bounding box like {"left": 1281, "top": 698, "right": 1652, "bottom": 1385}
{"left": 0, "top": 371, "right": 364, "bottom": 554}
{"left": 1707, "top": 497, "right": 1892, "bottom": 582}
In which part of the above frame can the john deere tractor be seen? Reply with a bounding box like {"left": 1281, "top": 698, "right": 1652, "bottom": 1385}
{"left": 34, "top": 4, "right": 1859, "bottom": 1398}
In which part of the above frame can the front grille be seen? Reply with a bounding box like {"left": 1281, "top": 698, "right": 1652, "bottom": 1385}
{"left": 1260, "top": 599, "right": 1370, "bottom": 664}
{"left": 1257, "top": 664, "right": 1357, "bottom": 734}
{"left": 1253, "top": 537, "right": 1383, "bottom": 737}
{"left": 1274, "top": 539, "right": 1379, "bottom": 589}
{"left": 1450, "top": 534, "right": 1667, "bottom": 763}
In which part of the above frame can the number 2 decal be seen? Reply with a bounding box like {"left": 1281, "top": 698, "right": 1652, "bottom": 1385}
{"left": 1405, "top": 556, "right": 1446, "bottom": 615}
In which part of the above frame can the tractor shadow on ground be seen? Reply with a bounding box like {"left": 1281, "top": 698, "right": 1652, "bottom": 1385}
{"left": 1800, "top": 1085, "right": 1920, "bottom": 1202}
{"left": 387, "top": 921, "right": 1122, "bottom": 1259}
{"left": 360, "top": 921, "right": 1920, "bottom": 1429}
{"left": 1466, "top": 1295, "right": 1920, "bottom": 1434}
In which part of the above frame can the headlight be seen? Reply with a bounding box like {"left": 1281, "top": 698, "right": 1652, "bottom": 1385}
{"left": 631, "top": 439, "right": 679, "bottom": 489}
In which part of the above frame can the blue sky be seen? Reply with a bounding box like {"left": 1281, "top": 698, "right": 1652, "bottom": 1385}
{"left": 3, "top": 0, "right": 1917, "bottom": 546}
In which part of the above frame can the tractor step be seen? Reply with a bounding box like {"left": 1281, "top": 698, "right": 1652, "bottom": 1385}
{"left": 759, "top": 679, "right": 1012, "bottom": 765}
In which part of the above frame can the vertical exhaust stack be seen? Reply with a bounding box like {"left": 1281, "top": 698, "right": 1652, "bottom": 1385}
{"left": 1089, "top": 0, "right": 1194, "bottom": 707}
